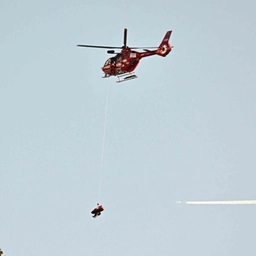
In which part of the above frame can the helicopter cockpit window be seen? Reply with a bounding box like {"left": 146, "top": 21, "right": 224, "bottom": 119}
{"left": 116, "top": 54, "right": 122, "bottom": 62}
{"left": 104, "top": 57, "right": 116, "bottom": 67}
{"left": 104, "top": 59, "right": 111, "bottom": 66}
{"left": 110, "top": 57, "right": 116, "bottom": 64}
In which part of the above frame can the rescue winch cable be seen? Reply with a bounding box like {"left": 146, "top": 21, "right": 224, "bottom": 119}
{"left": 98, "top": 84, "right": 110, "bottom": 203}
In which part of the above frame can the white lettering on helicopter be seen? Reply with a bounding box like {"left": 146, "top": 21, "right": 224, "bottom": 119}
{"left": 130, "top": 53, "right": 136, "bottom": 58}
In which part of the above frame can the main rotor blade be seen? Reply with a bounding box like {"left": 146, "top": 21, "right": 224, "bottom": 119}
{"left": 77, "top": 44, "right": 122, "bottom": 49}
{"left": 129, "top": 46, "right": 158, "bottom": 49}
{"left": 124, "top": 28, "right": 127, "bottom": 47}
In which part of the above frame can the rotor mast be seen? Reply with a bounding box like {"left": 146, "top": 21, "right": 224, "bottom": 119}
{"left": 123, "top": 28, "right": 127, "bottom": 48}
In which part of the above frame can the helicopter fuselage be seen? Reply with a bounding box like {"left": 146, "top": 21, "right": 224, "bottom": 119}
{"left": 77, "top": 29, "right": 173, "bottom": 82}
{"left": 102, "top": 47, "right": 163, "bottom": 77}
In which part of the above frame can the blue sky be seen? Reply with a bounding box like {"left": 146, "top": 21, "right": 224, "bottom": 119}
{"left": 1, "top": 1, "right": 256, "bottom": 255}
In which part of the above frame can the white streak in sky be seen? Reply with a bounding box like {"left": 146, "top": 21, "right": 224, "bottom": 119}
{"left": 176, "top": 200, "right": 256, "bottom": 205}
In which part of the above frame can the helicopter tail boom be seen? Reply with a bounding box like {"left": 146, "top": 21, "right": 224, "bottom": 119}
{"left": 156, "top": 30, "right": 173, "bottom": 57}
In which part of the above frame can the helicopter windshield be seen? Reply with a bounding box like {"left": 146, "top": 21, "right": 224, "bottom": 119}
{"left": 104, "top": 58, "right": 111, "bottom": 66}
{"left": 104, "top": 57, "right": 116, "bottom": 67}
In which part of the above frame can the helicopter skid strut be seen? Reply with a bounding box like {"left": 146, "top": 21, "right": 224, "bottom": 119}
{"left": 116, "top": 72, "right": 138, "bottom": 83}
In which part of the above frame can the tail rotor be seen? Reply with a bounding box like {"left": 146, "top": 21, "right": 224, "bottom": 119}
{"left": 157, "top": 30, "right": 173, "bottom": 57}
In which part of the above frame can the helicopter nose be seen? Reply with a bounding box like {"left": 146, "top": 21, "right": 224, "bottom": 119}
{"left": 102, "top": 66, "right": 108, "bottom": 72}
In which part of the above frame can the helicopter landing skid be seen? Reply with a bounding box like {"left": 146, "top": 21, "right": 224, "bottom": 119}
{"left": 102, "top": 73, "right": 111, "bottom": 78}
{"left": 116, "top": 73, "right": 138, "bottom": 83}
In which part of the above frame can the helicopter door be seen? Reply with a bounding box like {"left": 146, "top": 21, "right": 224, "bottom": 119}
{"left": 116, "top": 54, "right": 122, "bottom": 68}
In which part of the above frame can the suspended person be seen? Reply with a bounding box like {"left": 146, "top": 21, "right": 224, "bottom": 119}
{"left": 0, "top": 248, "right": 3, "bottom": 256}
{"left": 91, "top": 203, "right": 104, "bottom": 218}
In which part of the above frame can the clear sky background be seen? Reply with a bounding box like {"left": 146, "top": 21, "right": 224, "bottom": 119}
{"left": 1, "top": 1, "right": 256, "bottom": 255}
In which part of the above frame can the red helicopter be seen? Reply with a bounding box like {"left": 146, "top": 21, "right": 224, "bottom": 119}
{"left": 77, "top": 29, "right": 173, "bottom": 82}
